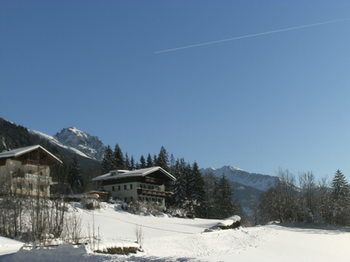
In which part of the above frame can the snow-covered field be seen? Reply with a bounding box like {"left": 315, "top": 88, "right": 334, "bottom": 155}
{"left": 0, "top": 237, "right": 23, "bottom": 256}
{"left": 1, "top": 203, "right": 350, "bottom": 261}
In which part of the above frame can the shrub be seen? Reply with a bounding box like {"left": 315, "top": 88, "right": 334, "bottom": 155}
{"left": 81, "top": 198, "right": 100, "bottom": 210}
{"left": 128, "top": 201, "right": 164, "bottom": 216}
{"left": 95, "top": 246, "right": 139, "bottom": 255}
{"left": 166, "top": 207, "right": 189, "bottom": 218}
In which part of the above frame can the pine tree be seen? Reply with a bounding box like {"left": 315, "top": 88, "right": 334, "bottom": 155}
{"left": 331, "top": 170, "right": 350, "bottom": 225}
{"left": 139, "top": 155, "right": 146, "bottom": 168}
{"left": 130, "top": 156, "right": 135, "bottom": 170}
{"left": 153, "top": 155, "right": 158, "bottom": 166}
{"left": 101, "top": 146, "right": 114, "bottom": 173}
{"left": 67, "top": 157, "right": 83, "bottom": 194}
{"left": 157, "top": 146, "right": 169, "bottom": 171}
{"left": 192, "top": 162, "right": 206, "bottom": 218}
{"left": 172, "top": 159, "right": 187, "bottom": 208}
{"left": 332, "top": 170, "right": 350, "bottom": 200}
{"left": 171, "top": 159, "right": 198, "bottom": 216}
{"left": 183, "top": 163, "right": 196, "bottom": 215}
{"left": 124, "top": 153, "right": 131, "bottom": 170}
{"left": 113, "top": 144, "right": 124, "bottom": 170}
{"left": 203, "top": 173, "right": 219, "bottom": 218}
{"left": 146, "top": 154, "right": 153, "bottom": 167}
{"left": 213, "top": 175, "right": 237, "bottom": 219}
{"left": 51, "top": 163, "right": 71, "bottom": 195}
{"left": 169, "top": 154, "right": 176, "bottom": 168}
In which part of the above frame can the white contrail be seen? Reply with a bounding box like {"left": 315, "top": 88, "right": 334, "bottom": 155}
{"left": 154, "top": 18, "right": 350, "bottom": 54}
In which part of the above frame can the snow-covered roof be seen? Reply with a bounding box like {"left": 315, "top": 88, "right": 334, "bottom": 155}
{"left": 92, "top": 166, "right": 176, "bottom": 182}
{"left": 0, "top": 145, "right": 63, "bottom": 164}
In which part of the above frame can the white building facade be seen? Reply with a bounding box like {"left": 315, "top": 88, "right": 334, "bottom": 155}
{"left": 92, "top": 167, "right": 176, "bottom": 207}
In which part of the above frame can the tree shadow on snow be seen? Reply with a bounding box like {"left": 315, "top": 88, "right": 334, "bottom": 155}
{"left": 122, "top": 256, "right": 198, "bottom": 262}
{"left": 1, "top": 253, "right": 200, "bottom": 262}
{"left": 273, "top": 223, "right": 350, "bottom": 235}
{"left": 87, "top": 254, "right": 199, "bottom": 262}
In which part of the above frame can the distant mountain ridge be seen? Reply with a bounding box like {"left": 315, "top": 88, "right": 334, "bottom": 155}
{"left": 201, "top": 165, "right": 278, "bottom": 192}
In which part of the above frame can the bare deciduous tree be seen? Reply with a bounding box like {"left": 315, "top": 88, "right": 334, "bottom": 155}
{"left": 135, "top": 225, "right": 144, "bottom": 249}
{"left": 62, "top": 212, "right": 82, "bottom": 244}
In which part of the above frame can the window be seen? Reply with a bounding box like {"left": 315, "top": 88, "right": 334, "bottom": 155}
{"left": 124, "top": 185, "right": 127, "bottom": 190}
{"left": 112, "top": 186, "right": 115, "bottom": 191}
{"left": 129, "top": 184, "right": 133, "bottom": 190}
{"left": 118, "top": 185, "right": 121, "bottom": 191}
{"left": 124, "top": 197, "right": 127, "bottom": 202}
{"left": 130, "top": 196, "right": 133, "bottom": 202}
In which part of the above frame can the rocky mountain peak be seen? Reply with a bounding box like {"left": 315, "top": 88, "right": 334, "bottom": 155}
{"left": 54, "top": 127, "right": 106, "bottom": 161}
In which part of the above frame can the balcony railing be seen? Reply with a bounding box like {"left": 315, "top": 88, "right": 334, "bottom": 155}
{"left": 137, "top": 188, "right": 173, "bottom": 197}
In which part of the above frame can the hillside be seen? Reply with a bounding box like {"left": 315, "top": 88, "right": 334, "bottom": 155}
{"left": 202, "top": 166, "right": 278, "bottom": 192}
{"left": 202, "top": 166, "right": 278, "bottom": 215}
{"left": 231, "top": 181, "right": 264, "bottom": 215}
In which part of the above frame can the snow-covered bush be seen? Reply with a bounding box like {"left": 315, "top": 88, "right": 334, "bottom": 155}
{"left": 217, "top": 215, "right": 241, "bottom": 229}
{"left": 166, "top": 207, "right": 190, "bottom": 218}
{"left": 0, "top": 196, "right": 67, "bottom": 242}
{"left": 128, "top": 201, "right": 164, "bottom": 216}
{"left": 205, "top": 215, "right": 241, "bottom": 232}
{"left": 61, "top": 212, "right": 82, "bottom": 244}
{"left": 81, "top": 197, "right": 100, "bottom": 210}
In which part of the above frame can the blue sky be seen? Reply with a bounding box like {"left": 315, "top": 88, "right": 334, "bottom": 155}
{"left": 1, "top": 1, "right": 350, "bottom": 178}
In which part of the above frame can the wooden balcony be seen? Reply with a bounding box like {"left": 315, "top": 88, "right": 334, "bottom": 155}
{"left": 137, "top": 188, "right": 173, "bottom": 197}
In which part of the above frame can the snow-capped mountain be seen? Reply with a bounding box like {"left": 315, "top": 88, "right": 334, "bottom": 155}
{"left": 201, "top": 165, "right": 278, "bottom": 192}
{"left": 0, "top": 117, "right": 100, "bottom": 175}
{"left": 54, "top": 127, "right": 106, "bottom": 161}
{"left": 30, "top": 130, "right": 92, "bottom": 159}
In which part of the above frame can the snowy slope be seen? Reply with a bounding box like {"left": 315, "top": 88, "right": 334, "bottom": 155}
{"left": 3, "top": 204, "right": 350, "bottom": 261}
{"left": 30, "top": 130, "right": 92, "bottom": 159}
{"left": 202, "top": 165, "right": 278, "bottom": 192}
{"left": 72, "top": 204, "right": 350, "bottom": 261}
